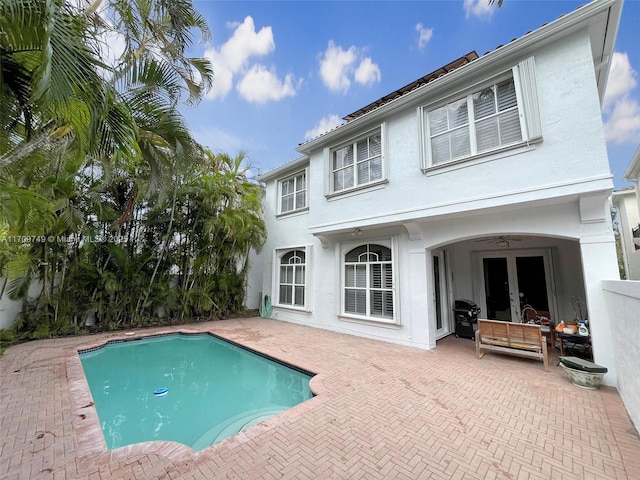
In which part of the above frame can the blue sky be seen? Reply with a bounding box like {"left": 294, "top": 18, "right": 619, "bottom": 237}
{"left": 182, "top": 0, "right": 640, "bottom": 188}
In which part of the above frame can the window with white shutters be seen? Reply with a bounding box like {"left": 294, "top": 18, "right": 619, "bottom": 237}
{"left": 331, "top": 128, "right": 384, "bottom": 193}
{"left": 473, "top": 78, "right": 522, "bottom": 154}
{"left": 278, "top": 250, "right": 306, "bottom": 307}
{"left": 423, "top": 58, "right": 541, "bottom": 168}
{"left": 344, "top": 244, "right": 394, "bottom": 320}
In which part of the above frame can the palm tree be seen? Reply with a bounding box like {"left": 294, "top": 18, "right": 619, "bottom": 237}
{"left": 0, "top": 0, "right": 119, "bottom": 169}
{"left": 1, "top": 0, "right": 214, "bottom": 232}
{"left": 100, "top": 0, "right": 213, "bottom": 105}
{"left": 0, "top": 0, "right": 217, "bottom": 333}
{"left": 0, "top": 0, "right": 213, "bottom": 186}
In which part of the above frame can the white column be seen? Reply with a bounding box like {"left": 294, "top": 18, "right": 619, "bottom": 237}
{"left": 408, "top": 247, "right": 433, "bottom": 348}
{"left": 580, "top": 235, "right": 620, "bottom": 386}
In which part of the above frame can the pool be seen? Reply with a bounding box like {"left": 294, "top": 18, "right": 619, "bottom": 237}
{"left": 79, "top": 333, "right": 313, "bottom": 451}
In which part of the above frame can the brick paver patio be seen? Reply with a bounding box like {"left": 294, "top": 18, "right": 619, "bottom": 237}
{"left": 1, "top": 317, "right": 639, "bottom": 479}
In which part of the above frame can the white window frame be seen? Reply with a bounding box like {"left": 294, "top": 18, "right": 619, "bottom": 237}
{"left": 327, "top": 125, "right": 387, "bottom": 196}
{"left": 420, "top": 57, "right": 541, "bottom": 170}
{"left": 340, "top": 239, "right": 398, "bottom": 325}
{"left": 277, "top": 169, "right": 308, "bottom": 215}
{"left": 274, "top": 246, "right": 310, "bottom": 310}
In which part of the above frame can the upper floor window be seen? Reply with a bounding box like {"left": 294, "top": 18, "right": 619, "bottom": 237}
{"left": 422, "top": 57, "right": 542, "bottom": 169}
{"left": 331, "top": 128, "right": 384, "bottom": 193}
{"left": 426, "top": 76, "right": 522, "bottom": 165}
{"left": 343, "top": 243, "right": 394, "bottom": 322}
{"left": 278, "top": 250, "right": 306, "bottom": 307}
{"left": 278, "top": 171, "right": 306, "bottom": 214}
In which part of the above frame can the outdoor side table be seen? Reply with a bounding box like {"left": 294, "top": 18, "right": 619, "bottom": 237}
{"left": 558, "top": 333, "right": 592, "bottom": 359}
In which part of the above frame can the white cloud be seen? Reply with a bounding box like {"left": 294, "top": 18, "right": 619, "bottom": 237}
{"left": 319, "top": 41, "right": 380, "bottom": 93}
{"left": 604, "top": 97, "right": 640, "bottom": 144}
{"left": 603, "top": 52, "right": 640, "bottom": 144}
{"left": 220, "top": 16, "right": 274, "bottom": 72}
{"left": 604, "top": 52, "right": 637, "bottom": 109}
{"left": 236, "top": 64, "right": 297, "bottom": 103}
{"left": 463, "top": 0, "right": 494, "bottom": 19}
{"left": 415, "top": 23, "right": 433, "bottom": 50}
{"left": 203, "top": 16, "right": 296, "bottom": 102}
{"left": 304, "top": 114, "right": 344, "bottom": 140}
{"left": 319, "top": 41, "right": 358, "bottom": 93}
{"left": 354, "top": 58, "right": 381, "bottom": 86}
{"left": 204, "top": 49, "right": 234, "bottom": 99}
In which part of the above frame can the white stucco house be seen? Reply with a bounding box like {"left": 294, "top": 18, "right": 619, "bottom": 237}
{"left": 612, "top": 146, "right": 640, "bottom": 280}
{"left": 247, "top": 0, "right": 624, "bottom": 385}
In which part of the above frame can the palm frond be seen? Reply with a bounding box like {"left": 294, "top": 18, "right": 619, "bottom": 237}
{"left": 0, "top": 184, "right": 56, "bottom": 235}
{"left": 4, "top": 249, "right": 39, "bottom": 300}
{"left": 119, "top": 57, "right": 182, "bottom": 103}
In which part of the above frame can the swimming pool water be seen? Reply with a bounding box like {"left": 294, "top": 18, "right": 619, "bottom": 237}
{"left": 79, "top": 333, "right": 313, "bottom": 451}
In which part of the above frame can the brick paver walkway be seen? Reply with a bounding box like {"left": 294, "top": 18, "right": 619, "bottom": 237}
{"left": 1, "top": 318, "right": 639, "bottom": 479}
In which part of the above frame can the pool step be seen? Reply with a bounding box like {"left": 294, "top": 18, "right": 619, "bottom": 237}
{"left": 191, "top": 407, "right": 287, "bottom": 450}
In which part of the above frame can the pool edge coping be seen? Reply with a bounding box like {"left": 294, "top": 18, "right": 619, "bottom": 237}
{"left": 66, "top": 327, "right": 331, "bottom": 466}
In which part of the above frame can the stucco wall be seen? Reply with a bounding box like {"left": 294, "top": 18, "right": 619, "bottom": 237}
{"left": 245, "top": 187, "right": 313, "bottom": 311}
{"left": 302, "top": 30, "right": 611, "bottom": 234}
{"left": 603, "top": 280, "right": 640, "bottom": 432}
{"left": 265, "top": 226, "right": 429, "bottom": 349}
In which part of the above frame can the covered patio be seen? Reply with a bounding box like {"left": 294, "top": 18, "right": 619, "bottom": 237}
{"left": 1, "top": 318, "right": 639, "bottom": 479}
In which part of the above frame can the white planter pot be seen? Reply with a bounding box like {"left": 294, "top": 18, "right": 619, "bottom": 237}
{"left": 560, "top": 363, "right": 606, "bottom": 389}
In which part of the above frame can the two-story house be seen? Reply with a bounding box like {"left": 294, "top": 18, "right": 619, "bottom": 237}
{"left": 613, "top": 146, "right": 640, "bottom": 279}
{"left": 247, "top": 0, "right": 623, "bottom": 385}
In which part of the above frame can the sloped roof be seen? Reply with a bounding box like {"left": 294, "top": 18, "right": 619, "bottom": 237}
{"left": 257, "top": 155, "right": 308, "bottom": 182}
{"left": 623, "top": 145, "right": 640, "bottom": 181}
{"left": 343, "top": 51, "right": 480, "bottom": 122}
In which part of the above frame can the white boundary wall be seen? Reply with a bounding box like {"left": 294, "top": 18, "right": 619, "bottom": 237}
{"left": 0, "top": 289, "right": 22, "bottom": 329}
{"left": 603, "top": 280, "right": 640, "bottom": 432}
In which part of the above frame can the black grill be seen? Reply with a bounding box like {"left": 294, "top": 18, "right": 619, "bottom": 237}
{"left": 452, "top": 299, "right": 481, "bottom": 340}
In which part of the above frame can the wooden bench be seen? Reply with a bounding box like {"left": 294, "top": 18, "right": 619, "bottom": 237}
{"left": 475, "top": 319, "right": 549, "bottom": 371}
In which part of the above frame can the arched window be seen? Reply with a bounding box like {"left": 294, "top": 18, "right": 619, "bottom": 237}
{"left": 279, "top": 250, "right": 306, "bottom": 307}
{"left": 344, "top": 244, "right": 393, "bottom": 319}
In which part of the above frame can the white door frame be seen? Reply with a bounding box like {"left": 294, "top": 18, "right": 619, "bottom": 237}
{"left": 433, "top": 249, "right": 452, "bottom": 339}
{"left": 474, "top": 248, "right": 557, "bottom": 323}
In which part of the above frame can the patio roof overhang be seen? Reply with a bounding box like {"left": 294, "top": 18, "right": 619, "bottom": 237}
{"left": 308, "top": 181, "right": 614, "bottom": 241}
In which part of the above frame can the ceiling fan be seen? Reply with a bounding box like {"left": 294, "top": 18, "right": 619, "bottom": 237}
{"left": 475, "top": 235, "right": 527, "bottom": 247}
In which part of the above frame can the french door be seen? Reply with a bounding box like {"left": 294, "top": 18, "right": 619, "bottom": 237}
{"left": 478, "top": 249, "right": 555, "bottom": 323}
